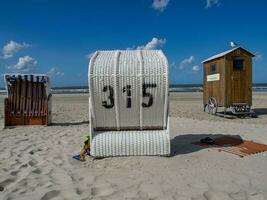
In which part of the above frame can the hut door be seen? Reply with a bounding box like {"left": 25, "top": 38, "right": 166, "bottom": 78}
{"left": 231, "top": 59, "right": 245, "bottom": 103}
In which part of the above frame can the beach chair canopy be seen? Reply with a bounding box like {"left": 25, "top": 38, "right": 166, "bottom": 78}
{"left": 4, "top": 74, "right": 52, "bottom": 126}
{"left": 88, "top": 50, "right": 170, "bottom": 157}
{"left": 89, "top": 50, "right": 169, "bottom": 131}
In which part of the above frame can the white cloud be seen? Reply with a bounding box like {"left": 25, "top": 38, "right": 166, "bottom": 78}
{"left": 136, "top": 37, "right": 166, "bottom": 50}
{"left": 86, "top": 52, "right": 95, "bottom": 60}
{"left": 206, "top": 0, "right": 220, "bottom": 8}
{"left": 88, "top": 38, "right": 166, "bottom": 59}
{"left": 8, "top": 56, "right": 37, "bottom": 72}
{"left": 170, "top": 61, "right": 176, "bottom": 68}
{"left": 46, "top": 67, "right": 64, "bottom": 78}
{"left": 2, "top": 40, "right": 30, "bottom": 59}
{"left": 255, "top": 52, "right": 263, "bottom": 61}
{"left": 152, "top": 0, "right": 170, "bottom": 12}
{"left": 192, "top": 65, "right": 200, "bottom": 72}
{"left": 179, "top": 56, "right": 195, "bottom": 70}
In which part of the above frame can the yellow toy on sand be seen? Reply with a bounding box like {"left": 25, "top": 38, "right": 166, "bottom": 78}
{"left": 79, "top": 136, "right": 91, "bottom": 161}
{"left": 73, "top": 135, "right": 90, "bottom": 161}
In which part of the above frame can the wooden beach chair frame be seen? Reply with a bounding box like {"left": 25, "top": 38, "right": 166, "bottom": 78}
{"left": 4, "top": 74, "right": 52, "bottom": 127}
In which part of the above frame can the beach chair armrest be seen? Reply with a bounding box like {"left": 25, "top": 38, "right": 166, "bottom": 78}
{"left": 4, "top": 98, "right": 9, "bottom": 114}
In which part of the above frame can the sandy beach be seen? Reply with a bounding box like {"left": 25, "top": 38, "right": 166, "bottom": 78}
{"left": 0, "top": 92, "right": 267, "bottom": 200}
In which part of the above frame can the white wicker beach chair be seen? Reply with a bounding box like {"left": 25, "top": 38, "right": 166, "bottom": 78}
{"left": 88, "top": 50, "right": 170, "bottom": 157}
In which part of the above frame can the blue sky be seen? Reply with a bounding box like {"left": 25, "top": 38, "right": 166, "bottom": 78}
{"left": 0, "top": 0, "right": 266, "bottom": 87}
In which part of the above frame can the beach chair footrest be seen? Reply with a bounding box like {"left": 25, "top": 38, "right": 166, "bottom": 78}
{"left": 91, "top": 130, "right": 170, "bottom": 157}
{"left": 5, "top": 115, "right": 48, "bottom": 126}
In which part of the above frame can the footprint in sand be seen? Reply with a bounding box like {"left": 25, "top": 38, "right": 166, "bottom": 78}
{"left": 29, "top": 147, "right": 43, "bottom": 155}
{"left": 248, "top": 192, "right": 266, "bottom": 200}
{"left": 53, "top": 157, "right": 64, "bottom": 166}
{"left": 0, "top": 177, "right": 16, "bottom": 191}
{"left": 29, "top": 150, "right": 35, "bottom": 155}
{"left": 76, "top": 188, "right": 83, "bottom": 195}
{"left": 19, "top": 163, "right": 28, "bottom": 169}
{"left": 230, "top": 190, "right": 248, "bottom": 200}
{"left": 79, "top": 177, "right": 84, "bottom": 181}
{"left": 203, "top": 190, "right": 233, "bottom": 200}
{"left": 28, "top": 159, "right": 38, "bottom": 167}
{"left": 91, "top": 187, "right": 115, "bottom": 197}
{"left": 10, "top": 170, "right": 19, "bottom": 176}
{"left": 40, "top": 190, "right": 60, "bottom": 200}
{"left": 32, "top": 168, "right": 42, "bottom": 174}
{"left": 15, "top": 138, "right": 29, "bottom": 145}
{"left": 139, "top": 182, "right": 163, "bottom": 199}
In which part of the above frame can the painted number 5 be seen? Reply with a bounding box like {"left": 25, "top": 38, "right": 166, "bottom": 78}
{"left": 142, "top": 83, "right": 157, "bottom": 107}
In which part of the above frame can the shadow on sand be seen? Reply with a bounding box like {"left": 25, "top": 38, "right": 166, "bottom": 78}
{"left": 253, "top": 108, "right": 267, "bottom": 116}
{"left": 171, "top": 134, "right": 243, "bottom": 156}
{"left": 52, "top": 121, "right": 89, "bottom": 126}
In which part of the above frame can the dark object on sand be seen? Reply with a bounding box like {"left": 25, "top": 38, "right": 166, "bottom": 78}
{"left": 200, "top": 137, "right": 215, "bottom": 145}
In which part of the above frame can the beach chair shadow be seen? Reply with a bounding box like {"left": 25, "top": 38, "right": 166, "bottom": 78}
{"left": 253, "top": 108, "right": 267, "bottom": 116}
{"left": 171, "top": 134, "right": 242, "bottom": 156}
{"left": 51, "top": 121, "right": 89, "bottom": 126}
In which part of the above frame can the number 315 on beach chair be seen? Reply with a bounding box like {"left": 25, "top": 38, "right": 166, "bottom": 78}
{"left": 88, "top": 50, "right": 170, "bottom": 157}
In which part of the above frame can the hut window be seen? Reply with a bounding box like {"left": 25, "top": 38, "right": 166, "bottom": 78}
{"left": 233, "top": 59, "right": 244, "bottom": 70}
{"left": 210, "top": 64, "right": 216, "bottom": 73}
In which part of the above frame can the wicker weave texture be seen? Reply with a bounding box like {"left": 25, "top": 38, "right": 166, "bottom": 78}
{"left": 89, "top": 50, "right": 168, "bottom": 130}
{"left": 91, "top": 128, "right": 170, "bottom": 157}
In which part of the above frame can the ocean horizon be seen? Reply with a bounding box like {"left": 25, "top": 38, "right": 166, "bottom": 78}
{"left": 1, "top": 83, "right": 267, "bottom": 95}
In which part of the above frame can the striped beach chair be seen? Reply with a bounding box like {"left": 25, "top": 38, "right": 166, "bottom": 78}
{"left": 4, "top": 74, "right": 52, "bottom": 127}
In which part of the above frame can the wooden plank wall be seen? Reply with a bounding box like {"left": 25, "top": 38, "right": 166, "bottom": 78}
{"left": 203, "top": 57, "right": 225, "bottom": 107}
{"left": 225, "top": 49, "right": 252, "bottom": 106}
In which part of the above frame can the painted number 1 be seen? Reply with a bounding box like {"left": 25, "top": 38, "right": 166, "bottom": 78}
{"left": 102, "top": 84, "right": 157, "bottom": 109}
{"left": 122, "top": 85, "right": 132, "bottom": 108}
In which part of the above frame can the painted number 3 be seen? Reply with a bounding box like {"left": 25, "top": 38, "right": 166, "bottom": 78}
{"left": 102, "top": 84, "right": 157, "bottom": 109}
